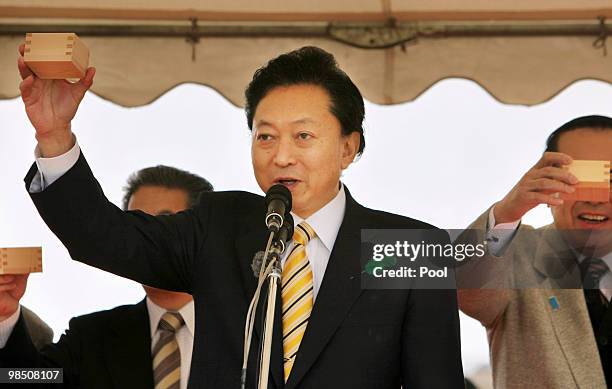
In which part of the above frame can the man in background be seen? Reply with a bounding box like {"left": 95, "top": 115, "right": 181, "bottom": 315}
{"left": 459, "top": 115, "right": 612, "bottom": 388}
{"left": 0, "top": 165, "right": 213, "bottom": 389}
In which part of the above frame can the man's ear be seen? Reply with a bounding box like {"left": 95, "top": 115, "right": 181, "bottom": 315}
{"left": 341, "top": 132, "right": 361, "bottom": 169}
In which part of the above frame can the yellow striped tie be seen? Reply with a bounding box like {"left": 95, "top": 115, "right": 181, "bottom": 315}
{"left": 282, "top": 221, "right": 316, "bottom": 381}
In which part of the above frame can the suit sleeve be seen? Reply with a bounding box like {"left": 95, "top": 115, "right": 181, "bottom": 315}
{"left": 24, "top": 152, "right": 211, "bottom": 293}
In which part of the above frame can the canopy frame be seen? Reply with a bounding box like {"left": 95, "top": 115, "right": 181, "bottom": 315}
{"left": 0, "top": 18, "right": 610, "bottom": 51}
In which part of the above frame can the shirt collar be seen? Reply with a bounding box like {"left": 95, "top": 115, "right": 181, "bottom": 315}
{"left": 291, "top": 183, "right": 346, "bottom": 251}
{"left": 577, "top": 251, "right": 612, "bottom": 269}
{"left": 146, "top": 297, "right": 195, "bottom": 339}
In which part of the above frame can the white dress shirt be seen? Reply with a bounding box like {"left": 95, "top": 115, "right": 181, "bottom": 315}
{"left": 30, "top": 141, "right": 81, "bottom": 192}
{"left": 281, "top": 185, "right": 346, "bottom": 301}
{"left": 147, "top": 297, "right": 195, "bottom": 389}
{"left": 0, "top": 305, "right": 21, "bottom": 348}
{"left": 484, "top": 206, "right": 521, "bottom": 257}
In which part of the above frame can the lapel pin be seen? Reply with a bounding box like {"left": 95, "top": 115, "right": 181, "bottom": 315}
{"left": 548, "top": 296, "right": 560, "bottom": 311}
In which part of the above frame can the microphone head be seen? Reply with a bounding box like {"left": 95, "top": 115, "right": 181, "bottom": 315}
{"left": 265, "top": 184, "right": 293, "bottom": 232}
{"left": 265, "top": 184, "right": 292, "bottom": 212}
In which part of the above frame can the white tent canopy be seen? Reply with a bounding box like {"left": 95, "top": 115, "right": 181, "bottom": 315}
{"left": 1, "top": 0, "right": 612, "bottom": 107}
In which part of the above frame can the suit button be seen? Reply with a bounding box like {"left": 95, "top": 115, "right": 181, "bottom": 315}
{"left": 599, "top": 336, "right": 608, "bottom": 346}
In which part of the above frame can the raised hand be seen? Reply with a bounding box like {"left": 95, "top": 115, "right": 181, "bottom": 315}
{"left": 494, "top": 152, "right": 578, "bottom": 224}
{"left": 17, "top": 42, "right": 95, "bottom": 157}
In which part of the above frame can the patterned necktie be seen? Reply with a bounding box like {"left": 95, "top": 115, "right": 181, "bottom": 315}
{"left": 579, "top": 257, "right": 610, "bottom": 289}
{"left": 153, "top": 312, "right": 185, "bottom": 389}
{"left": 282, "top": 221, "right": 316, "bottom": 382}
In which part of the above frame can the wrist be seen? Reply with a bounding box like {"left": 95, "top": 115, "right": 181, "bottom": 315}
{"left": 36, "top": 125, "right": 75, "bottom": 158}
{"left": 494, "top": 202, "right": 521, "bottom": 225}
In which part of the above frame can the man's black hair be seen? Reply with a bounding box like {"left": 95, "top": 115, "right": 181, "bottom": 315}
{"left": 245, "top": 46, "right": 366, "bottom": 155}
{"left": 546, "top": 115, "right": 612, "bottom": 152}
{"left": 122, "top": 165, "right": 213, "bottom": 210}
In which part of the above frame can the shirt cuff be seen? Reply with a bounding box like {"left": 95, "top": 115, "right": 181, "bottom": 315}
{"left": 30, "top": 140, "right": 81, "bottom": 193}
{"left": 486, "top": 206, "right": 521, "bottom": 256}
{"left": 0, "top": 305, "right": 21, "bottom": 348}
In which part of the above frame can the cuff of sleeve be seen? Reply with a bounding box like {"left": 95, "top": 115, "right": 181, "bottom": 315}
{"left": 0, "top": 305, "right": 21, "bottom": 348}
{"left": 33, "top": 139, "right": 81, "bottom": 191}
{"left": 488, "top": 206, "right": 521, "bottom": 230}
{"left": 486, "top": 206, "right": 521, "bottom": 257}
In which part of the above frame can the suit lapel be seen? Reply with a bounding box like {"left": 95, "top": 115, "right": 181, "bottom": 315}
{"left": 285, "top": 190, "right": 364, "bottom": 389}
{"left": 235, "top": 216, "right": 267, "bottom": 306}
{"left": 235, "top": 208, "right": 285, "bottom": 388}
{"left": 542, "top": 289, "right": 606, "bottom": 387}
{"left": 105, "top": 299, "right": 154, "bottom": 389}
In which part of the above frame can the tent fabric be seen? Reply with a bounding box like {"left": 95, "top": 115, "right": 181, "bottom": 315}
{"left": 2, "top": 1, "right": 612, "bottom": 21}
{"left": 1, "top": 1, "right": 612, "bottom": 107}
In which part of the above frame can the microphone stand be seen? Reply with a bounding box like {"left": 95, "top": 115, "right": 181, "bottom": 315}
{"left": 241, "top": 218, "right": 292, "bottom": 389}
{"left": 241, "top": 232, "right": 274, "bottom": 389}
{"left": 257, "top": 258, "right": 281, "bottom": 389}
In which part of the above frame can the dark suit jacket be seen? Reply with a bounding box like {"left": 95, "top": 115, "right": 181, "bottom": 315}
{"left": 19, "top": 153, "right": 464, "bottom": 389}
{"left": 0, "top": 300, "right": 154, "bottom": 388}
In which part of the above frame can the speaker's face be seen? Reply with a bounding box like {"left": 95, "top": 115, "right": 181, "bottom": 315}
{"left": 251, "top": 84, "right": 359, "bottom": 218}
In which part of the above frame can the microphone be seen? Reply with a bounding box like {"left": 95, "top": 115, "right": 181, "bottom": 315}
{"left": 252, "top": 215, "right": 294, "bottom": 277}
{"left": 265, "top": 184, "right": 292, "bottom": 232}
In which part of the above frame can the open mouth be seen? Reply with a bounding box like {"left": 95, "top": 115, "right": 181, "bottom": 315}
{"left": 275, "top": 178, "right": 300, "bottom": 188}
{"left": 577, "top": 213, "right": 610, "bottom": 224}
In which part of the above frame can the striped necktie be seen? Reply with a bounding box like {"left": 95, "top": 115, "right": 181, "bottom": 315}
{"left": 282, "top": 221, "right": 316, "bottom": 381}
{"left": 153, "top": 311, "right": 184, "bottom": 389}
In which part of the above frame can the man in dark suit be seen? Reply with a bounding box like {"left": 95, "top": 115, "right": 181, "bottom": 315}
{"left": 0, "top": 165, "right": 213, "bottom": 388}
{"left": 10, "top": 44, "right": 464, "bottom": 388}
